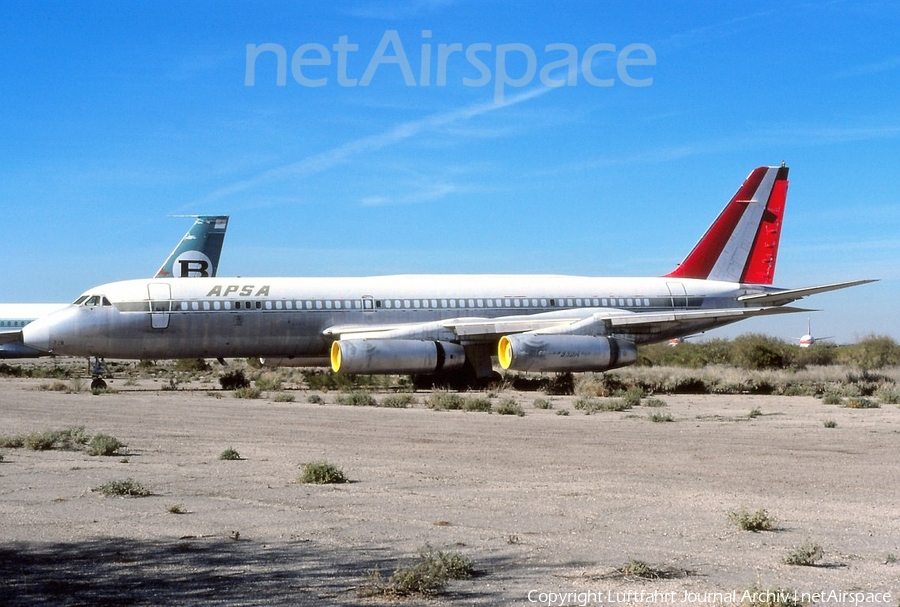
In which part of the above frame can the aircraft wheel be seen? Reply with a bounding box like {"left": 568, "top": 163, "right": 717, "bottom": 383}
{"left": 91, "top": 378, "right": 107, "bottom": 391}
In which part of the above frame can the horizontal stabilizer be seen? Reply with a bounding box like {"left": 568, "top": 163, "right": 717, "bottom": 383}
{"left": 738, "top": 279, "right": 878, "bottom": 306}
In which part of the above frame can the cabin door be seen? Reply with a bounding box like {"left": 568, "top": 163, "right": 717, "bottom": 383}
{"left": 666, "top": 282, "right": 688, "bottom": 309}
{"left": 148, "top": 283, "right": 172, "bottom": 329}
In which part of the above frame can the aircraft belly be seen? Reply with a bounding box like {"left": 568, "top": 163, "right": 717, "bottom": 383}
{"left": 132, "top": 311, "right": 330, "bottom": 359}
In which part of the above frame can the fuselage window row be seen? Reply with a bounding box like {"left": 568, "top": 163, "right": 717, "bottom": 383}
{"left": 159, "top": 296, "right": 660, "bottom": 313}
{"left": 102, "top": 296, "right": 676, "bottom": 314}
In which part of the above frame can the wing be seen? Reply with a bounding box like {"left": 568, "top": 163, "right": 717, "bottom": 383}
{"left": 324, "top": 305, "right": 811, "bottom": 375}
{"left": 325, "top": 304, "right": 809, "bottom": 346}
{"left": 0, "top": 330, "right": 23, "bottom": 345}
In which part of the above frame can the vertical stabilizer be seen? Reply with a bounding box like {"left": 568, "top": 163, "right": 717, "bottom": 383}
{"left": 665, "top": 165, "right": 788, "bottom": 284}
{"left": 154, "top": 215, "right": 229, "bottom": 278}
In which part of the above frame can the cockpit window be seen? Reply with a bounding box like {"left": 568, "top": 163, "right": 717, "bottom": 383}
{"left": 74, "top": 295, "right": 89, "bottom": 305}
{"left": 84, "top": 295, "right": 102, "bottom": 306}
{"left": 102, "top": 297, "right": 112, "bottom": 306}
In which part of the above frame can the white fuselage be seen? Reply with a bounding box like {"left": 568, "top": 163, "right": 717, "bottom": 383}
{"left": 22, "top": 274, "right": 755, "bottom": 361}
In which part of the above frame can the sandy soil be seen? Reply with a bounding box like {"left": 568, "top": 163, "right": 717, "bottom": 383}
{"left": 1, "top": 372, "right": 898, "bottom": 606}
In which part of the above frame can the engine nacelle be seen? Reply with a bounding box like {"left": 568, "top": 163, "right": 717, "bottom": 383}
{"left": 331, "top": 339, "right": 466, "bottom": 374}
{"left": 497, "top": 334, "right": 637, "bottom": 373}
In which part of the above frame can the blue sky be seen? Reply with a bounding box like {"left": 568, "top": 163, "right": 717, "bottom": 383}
{"left": 2, "top": 1, "right": 898, "bottom": 344}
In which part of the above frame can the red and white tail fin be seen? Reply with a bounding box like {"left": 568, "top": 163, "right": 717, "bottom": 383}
{"left": 665, "top": 165, "right": 789, "bottom": 284}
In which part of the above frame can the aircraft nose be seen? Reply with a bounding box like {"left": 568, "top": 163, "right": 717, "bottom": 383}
{"left": 22, "top": 317, "right": 51, "bottom": 353}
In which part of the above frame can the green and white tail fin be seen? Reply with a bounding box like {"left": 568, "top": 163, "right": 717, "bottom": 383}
{"left": 154, "top": 216, "right": 229, "bottom": 278}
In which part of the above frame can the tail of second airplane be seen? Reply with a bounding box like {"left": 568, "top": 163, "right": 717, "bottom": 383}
{"left": 665, "top": 165, "right": 789, "bottom": 284}
{"left": 154, "top": 215, "right": 229, "bottom": 278}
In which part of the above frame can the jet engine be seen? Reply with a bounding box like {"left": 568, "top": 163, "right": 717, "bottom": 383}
{"left": 331, "top": 339, "right": 466, "bottom": 374}
{"left": 497, "top": 334, "right": 637, "bottom": 372}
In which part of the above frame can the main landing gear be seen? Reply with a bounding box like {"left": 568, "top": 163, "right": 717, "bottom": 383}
{"left": 88, "top": 356, "right": 109, "bottom": 391}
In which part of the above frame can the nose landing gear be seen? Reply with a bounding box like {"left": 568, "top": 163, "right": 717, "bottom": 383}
{"left": 88, "top": 356, "right": 108, "bottom": 391}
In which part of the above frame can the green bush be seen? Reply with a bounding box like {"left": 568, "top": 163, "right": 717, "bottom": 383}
{"left": 173, "top": 358, "right": 212, "bottom": 372}
{"left": 821, "top": 391, "right": 843, "bottom": 405}
{"left": 0, "top": 434, "right": 25, "bottom": 448}
{"left": 462, "top": 396, "right": 493, "bottom": 413}
{"left": 232, "top": 386, "right": 261, "bottom": 399}
{"left": 87, "top": 434, "right": 126, "bottom": 456}
{"left": 359, "top": 546, "right": 473, "bottom": 598}
{"left": 729, "top": 508, "right": 776, "bottom": 531}
{"left": 573, "top": 397, "right": 598, "bottom": 412}
{"left": 25, "top": 427, "right": 88, "bottom": 451}
{"left": 621, "top": 386, "right": 643, "bottom": 408}
{"left": 96, "top": 478, "right": 151, "bottom": 497}
{"left": 532, "top": 397, "right": 552, "bottom": 409}
{"left": 495, "top": 397, "right": 524, "bottom": 416}
{"left": 219, "top": 447, "right": 242, "bottom": 460}
{"left": 546, "top": 372, "right": 574, "bottom": 395}
{"left": 839, "top": 334, "right": 900, "bottom": 370}
{"left": 219, "top": 369, "right": 250, "bottom": 390}
{"left": 427, "top": 392, "right": 465, "bottom": 410}
{"left": 254, "top": 372, "right": 284, "bottom": 392}
{"left": 300, "top": 461, "right": 348, "bottom": 484}
{"left": 783, "top": 540, "right": 824, "bottom": 566}
{"left": 620, "top": 559, "right": 653, "bottom": 579}
{"left": 597, "top": 398, "right": 632, "bottom": 412}
{"left": 336, "top": 390, "right": 377, "bottom": 407}
{"left": 380, "top": 393, "right": 415, "bottom": 408}
{"left": 875, "top": 386, "right": 900, "bottom": 404}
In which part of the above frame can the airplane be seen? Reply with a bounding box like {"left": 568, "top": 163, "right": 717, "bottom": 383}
{"left": 0, "top": 215, "right": 229, "bottom": 358}
{"left": 9, "top": 165, "right": 875, "bottom": 389}
{"left": 796, "top": 317, "right": 832, "bottom": 348}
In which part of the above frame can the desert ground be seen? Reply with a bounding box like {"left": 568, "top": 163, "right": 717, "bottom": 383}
{"left": 1, "top": 367, "right": 898, "bottom": 606}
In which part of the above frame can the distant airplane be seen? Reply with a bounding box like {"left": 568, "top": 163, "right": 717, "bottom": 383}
{"left": 10, "top": 166, "right": 876, "bottom": 389}
{"left": 796, "top": 317, "right": 832, "bottom": 347}
{"left": 0, "top": 216, "right": 228, "bottom": 358}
